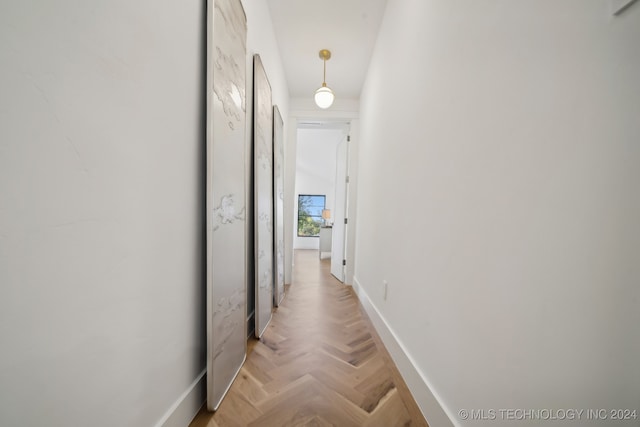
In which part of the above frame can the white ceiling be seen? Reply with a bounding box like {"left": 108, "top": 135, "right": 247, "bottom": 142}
{"left": 266, "top": 0, "right": 388, "bottom": 100}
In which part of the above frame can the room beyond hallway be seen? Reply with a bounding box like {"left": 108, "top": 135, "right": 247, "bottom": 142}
{"left": 190, "top": 250, "right": 427, "bottom": 426}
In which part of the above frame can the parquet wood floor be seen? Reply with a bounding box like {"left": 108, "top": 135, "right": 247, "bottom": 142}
{"left": 190, "top": 250, "right": 428, "bottom": 427}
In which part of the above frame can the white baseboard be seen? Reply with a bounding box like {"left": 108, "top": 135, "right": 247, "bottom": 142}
{"left": 155, "top": 369, "right": 206, "bottom": 427}
{"left": 352, "top": 277, "right": 456, "bottom": 427}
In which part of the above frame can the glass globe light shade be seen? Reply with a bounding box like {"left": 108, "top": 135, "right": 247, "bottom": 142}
{"left": 314, "top": 85, "right": 335, "bottom": 109}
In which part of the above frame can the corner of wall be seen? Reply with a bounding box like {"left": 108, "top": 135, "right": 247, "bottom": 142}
{"left": 155, "top": 370, "right": 206, "bottom": 427}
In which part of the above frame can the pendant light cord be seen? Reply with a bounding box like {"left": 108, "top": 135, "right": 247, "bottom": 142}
{"left": 323, "top": 58, "right": 327, "bottom": 86}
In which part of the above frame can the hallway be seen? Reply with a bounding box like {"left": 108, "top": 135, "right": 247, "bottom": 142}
{"left": 190, "top": 250, "right": 428, "bottom": 426}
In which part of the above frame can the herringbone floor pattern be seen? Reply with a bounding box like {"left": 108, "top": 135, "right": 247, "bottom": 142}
{"left": 190, "top": 250, "right": 428, "bottom": 427}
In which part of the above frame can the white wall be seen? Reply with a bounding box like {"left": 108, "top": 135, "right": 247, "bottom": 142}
{"left": 294, "top": 128, "right": 344, "bottom": 249}
{"left": 356, "top": 1, "right": 640, "bottom": 426}
{"left": 0, "top": 0, "right": 289, "bottom": 426}
{"left": 244, "top": 0, "right": 289, "bottom": 141}
{"left": 0, "top": 1, "right": 207, "bottom": 426}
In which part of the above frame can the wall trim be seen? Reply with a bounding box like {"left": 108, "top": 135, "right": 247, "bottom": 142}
{"left": 155, "top": 369, "right": 206, "bottom": 427}
{"left": 352, "top": 277, "right": 457, "bottom": 427}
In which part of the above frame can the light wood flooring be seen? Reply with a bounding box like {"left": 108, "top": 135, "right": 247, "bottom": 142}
{"left": 190, "top": 250, "right": 428, "bottom": 427}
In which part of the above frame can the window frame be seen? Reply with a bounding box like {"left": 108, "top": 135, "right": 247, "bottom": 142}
{"left": 297, "top": 194, "right": 326, "bottom": 237}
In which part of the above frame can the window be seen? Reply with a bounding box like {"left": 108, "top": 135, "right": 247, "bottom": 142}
{"left": 297, "top": 194, "right": 325, "bottom": 237}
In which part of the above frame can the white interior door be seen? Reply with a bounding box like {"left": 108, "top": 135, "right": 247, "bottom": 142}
{"left": 331, "top": 134, "right": 349, "bottom": 281}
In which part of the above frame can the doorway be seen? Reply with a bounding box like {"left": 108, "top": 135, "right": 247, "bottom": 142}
{"left": 293, "top": 121, "right": 350, "bottom": 282}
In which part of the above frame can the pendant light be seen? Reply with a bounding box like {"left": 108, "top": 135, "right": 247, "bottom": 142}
{"left": 314, "top": 49, "right": 335, "bottom": 109}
